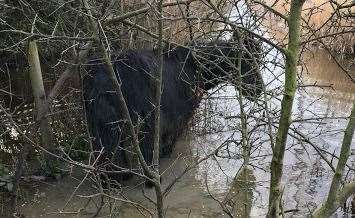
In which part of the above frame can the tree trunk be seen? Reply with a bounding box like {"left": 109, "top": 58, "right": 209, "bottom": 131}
{"left": 28, "top": 41, "right": 56, "bottom": 173}
{"left": 267, "top": 0, "right": 305, "bottom": 216}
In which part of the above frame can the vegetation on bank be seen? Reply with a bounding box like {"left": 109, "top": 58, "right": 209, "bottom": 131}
{"left": 262, "top": 0, "right": 354, "bottom": 54}
{"left": 0, "top": 0, "right": 354, "bottom": 217}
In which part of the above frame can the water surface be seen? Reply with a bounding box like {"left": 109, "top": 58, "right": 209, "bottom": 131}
{"left": 18, "top": 49, "right": 355, "bottom": 217}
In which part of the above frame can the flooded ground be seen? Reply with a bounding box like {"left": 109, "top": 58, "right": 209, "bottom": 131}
{"left": 192, "top": 49, "right": 355, "bottom": 217}
{"left": 16, "top": 49, "right": 355, "bottom": 217}
{"left": 17, "top": 137, "right": 225, "bottom": 218}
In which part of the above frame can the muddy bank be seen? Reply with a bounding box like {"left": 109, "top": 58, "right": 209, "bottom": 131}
{"left": 17, "top": 137, "right": 227, "bottom": 218}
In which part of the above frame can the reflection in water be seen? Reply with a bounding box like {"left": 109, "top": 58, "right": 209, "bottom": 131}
{"left": 224, "top": 167, "right": 256, "bottom": 217}
{"left": 302, "top": 49, "right": 355, "bottom": 95}
{"left": 193, "top": 49, "right": 355, "bottom": 217}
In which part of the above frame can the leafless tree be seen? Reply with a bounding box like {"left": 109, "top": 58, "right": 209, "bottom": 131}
{"left": 0, "top": 0, "right": 354, "bottom": 217}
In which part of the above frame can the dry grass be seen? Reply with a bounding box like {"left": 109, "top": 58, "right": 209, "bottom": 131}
{"left": 164, "top": 0, "right": 232, "bottom": 42}
{"left": 117, "top": 0, "right": 232, "bottom": 47}
{"left": 260, "top": 0, "right": 354, "bottom": 53}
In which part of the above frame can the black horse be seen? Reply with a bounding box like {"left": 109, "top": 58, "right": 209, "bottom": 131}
{"left": 83, "top": 34, "right": 263, "bottom": 183}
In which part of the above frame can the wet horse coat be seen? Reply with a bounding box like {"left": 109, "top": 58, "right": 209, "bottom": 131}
{"left": 83, "top": 39, "right": 262, "bottom": 181}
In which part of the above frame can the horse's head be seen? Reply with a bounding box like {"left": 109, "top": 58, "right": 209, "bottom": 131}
{"left": 192, "top": 31, "right": 263, "bottom": 102}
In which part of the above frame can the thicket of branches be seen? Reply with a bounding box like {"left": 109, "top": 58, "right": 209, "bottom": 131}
{"left": 0, "top": 0, "right": 354, "bottom": 217}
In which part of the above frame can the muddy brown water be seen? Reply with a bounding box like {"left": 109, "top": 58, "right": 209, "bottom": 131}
{"left": 14, "top": 50, "right": 355, "bottom": 217}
